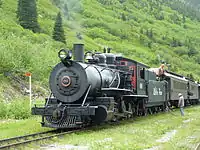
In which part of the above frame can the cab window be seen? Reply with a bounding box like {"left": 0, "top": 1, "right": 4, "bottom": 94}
{"left": 139, "top": 67, "right": 145, "bottom": 79}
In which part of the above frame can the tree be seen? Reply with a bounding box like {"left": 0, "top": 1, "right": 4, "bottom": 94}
{"left": 0, "top": 0, "right": 2, "bottom": 7}
{"left": 17, "top": 0, "right": 40, "bottom": 33}
{"left": 52, "top": 12, "right": 66, "bottom": 44}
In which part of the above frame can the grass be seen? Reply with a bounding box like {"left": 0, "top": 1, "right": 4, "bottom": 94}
{"left": 0, "top": 106, "right": 200, "bottom": 149}
{"left": 0, "top": 116, "right": 51, "bottom": 139}
{"left": 162, "top": 107, "right": 200, "bottom": 150}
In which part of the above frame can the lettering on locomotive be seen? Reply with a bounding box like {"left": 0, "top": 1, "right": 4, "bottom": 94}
{"left": 153, "top": 87, "right": 163, "bottom": 96}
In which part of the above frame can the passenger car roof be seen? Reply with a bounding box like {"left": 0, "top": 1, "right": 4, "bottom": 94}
{"left": 164, "top": 72, "right": 188, "bottom": 81}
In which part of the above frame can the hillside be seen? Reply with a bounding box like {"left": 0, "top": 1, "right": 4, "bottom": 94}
{"left": 1, "top": 0, "right": 200, "bottom": 106}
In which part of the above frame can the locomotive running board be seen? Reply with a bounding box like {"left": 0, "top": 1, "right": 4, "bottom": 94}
{"left": 123, "top": 95, "right": 148, "bottom": 98}
{"left": 101, "top": 88, "right": 134, "bottom": 93}
{"left": 101, "top": 88, "right": 134, "bottom": 96}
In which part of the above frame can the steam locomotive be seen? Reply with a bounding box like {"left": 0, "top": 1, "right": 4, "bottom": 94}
{"left": 32, "top": 43, "right": 200, "bottom": 129}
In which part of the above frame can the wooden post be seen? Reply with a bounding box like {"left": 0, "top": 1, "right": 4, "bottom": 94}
{"left": 25, "top": 72, "right": 32, "bottom": 111}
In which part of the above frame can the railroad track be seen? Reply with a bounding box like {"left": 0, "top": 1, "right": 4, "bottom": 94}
{"left": 0, "top": 129, "right": 82, "bottom": 149}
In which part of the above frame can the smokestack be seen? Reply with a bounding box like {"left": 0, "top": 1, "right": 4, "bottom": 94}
{"left": 73, "top": 44, "right": 84, "bottom": 62}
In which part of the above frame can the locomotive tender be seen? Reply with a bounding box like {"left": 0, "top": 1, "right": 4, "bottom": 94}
{"left": 32, "top": 43, "right": 200, "bottom": 129}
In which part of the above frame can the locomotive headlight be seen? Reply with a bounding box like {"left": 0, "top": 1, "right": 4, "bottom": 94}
{"left": 58, "top": 49, "right": 67, "bottom": 59}
{"left": 58, "top": 49, "right": 72, "bottom": 60}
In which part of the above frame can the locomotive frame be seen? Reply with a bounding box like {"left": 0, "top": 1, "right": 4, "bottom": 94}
{"left": 32, "top": 43, "right": 200, "bottom": 129}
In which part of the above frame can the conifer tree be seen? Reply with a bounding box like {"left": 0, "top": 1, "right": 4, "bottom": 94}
{"left": 17, "top": 0, "right": 40, "bottom": 33}
{"left": 52, "top": 12, "right": 66, "bottom": 44}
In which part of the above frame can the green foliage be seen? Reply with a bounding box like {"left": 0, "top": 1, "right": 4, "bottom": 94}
{"left": 194, "top": 55, "right": 200, "bottom": 64}
{"left": 87, "top": 27, "right": 119, "bottom": 41}
{"left": 188, "top": 47, "right": 198, "bottom": 57}
{"left": 121, "top": 13, "right": 127, "bottom": 21}
{"left": 97, "top": 0, "right": 119, "bottom": 5}
{"left": 80, "top": 0, "right": 200, "bottom": 80}
{"left": 0, "top": 0, "right": 2, "bottom": 7}
{"left": 174, "top": 47, "right": 188, "bottom": 56}
{"left": 164, "top": 0, "right": 200, "bottom": 21}
{"left": 52, "top": 12, "right": 66, "bottom": 44}
{"left": 0, "top": 99, "right": 31, "bottom": 119}
{"left": 17, "top": 0, "right": 40, "bottom": 33}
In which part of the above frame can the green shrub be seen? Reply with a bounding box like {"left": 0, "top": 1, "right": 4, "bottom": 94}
{"left": 0, "top": 102, "right": 8, "bottom": 118}
{"left": 87, "top": 28, "right": 119, "bottom": 41}
{"left": 0, "top": 98, "right": 31, "bottom": 119}
{"left": 0, "top": 0, "right": 2, "bottom": 7}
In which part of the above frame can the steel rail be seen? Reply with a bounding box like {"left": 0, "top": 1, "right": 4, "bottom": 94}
{"left": 0, "top": 129, "right": 82, "bottom": 149}
{"left": 0, "top": 130, "right": 55, "bottom": 143}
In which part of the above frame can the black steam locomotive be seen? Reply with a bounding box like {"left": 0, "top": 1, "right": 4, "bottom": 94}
{"left": 32, "top": 44, "right": 200, "bottom": 128}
